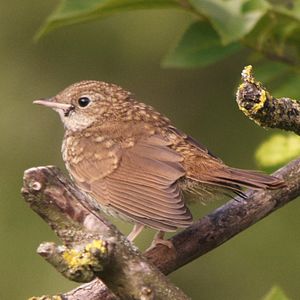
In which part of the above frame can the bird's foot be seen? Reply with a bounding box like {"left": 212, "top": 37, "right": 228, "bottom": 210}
{"left": 146, "top": 231, "right": 175, "bottom": 251}
{"left": 127, "top": 223, "right": 144, "bottom": 242}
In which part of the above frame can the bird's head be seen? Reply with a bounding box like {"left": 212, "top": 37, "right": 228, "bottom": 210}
{"left": 34, "top": 80, "right": 132, "bottom": 131}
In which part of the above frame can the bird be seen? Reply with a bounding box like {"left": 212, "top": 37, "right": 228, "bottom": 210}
{"left": 34, "top": 80, "right": 284, "bottom": 247}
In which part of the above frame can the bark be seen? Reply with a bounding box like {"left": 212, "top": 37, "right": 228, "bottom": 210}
{"left": 23, "top": 156, "right": 300, "bottom": 299}
{"left": 28, "top": 279, "right": 119, "bottom": 300}
{"left": 22, "top": 166, "right": 190, "bottom": 300}
{"left": 236, "top": 65, "right": 300, "bottom": 134}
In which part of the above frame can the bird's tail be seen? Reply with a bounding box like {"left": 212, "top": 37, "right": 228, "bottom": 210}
{"left": 225, "top": 168, "right": 284, "bottom": 189}
{"left": 205, "top": 167, "right": 285, "bottom": 198}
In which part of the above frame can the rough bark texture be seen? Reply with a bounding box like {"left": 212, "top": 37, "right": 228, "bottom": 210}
{"left": 29, "top": 279, "right": 119, "bottom": 300}
{"left": 22, "top": 166, "right": 190, "bottom": 300}
{"left": 236, "top": 65, "right": 300, "bottom": 134}
{"left": 62, "top": 280, "right": 119, "bottom": 300}
{"left": 23, "top": 156, "right": 300, "bottom": 299}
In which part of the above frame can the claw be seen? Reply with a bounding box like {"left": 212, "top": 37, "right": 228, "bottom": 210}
{"left": 146, "top": 231, "right": 175, "bottom": 251}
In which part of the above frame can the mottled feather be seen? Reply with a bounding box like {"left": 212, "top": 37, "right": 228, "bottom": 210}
{"left": 65, "top": 133, "right": 193, "bottom": 231}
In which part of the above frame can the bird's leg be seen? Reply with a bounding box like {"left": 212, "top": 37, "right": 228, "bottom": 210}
{"left": 127, "top": 223, "right": 144, "bottom": 242}
{"left": 148, "top": 231, "right": 174, "bottom": 250}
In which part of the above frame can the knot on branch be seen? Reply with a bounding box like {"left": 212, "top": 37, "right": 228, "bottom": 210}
{"left": 236, "top": 65, "right": 300, "bottom": 135}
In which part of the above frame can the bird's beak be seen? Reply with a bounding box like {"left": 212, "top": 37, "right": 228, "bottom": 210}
{"left": 33, "top": 99, "right": 72, "bottom": 111}
{"left": 33, "top": 98, "right": 74, "bottom": 117}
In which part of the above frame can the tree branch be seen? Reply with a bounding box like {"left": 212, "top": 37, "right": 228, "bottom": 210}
{"left": 29, "top": 279, "right": 120, "bottom": 300}
{"left": 22, "top": 166, "right": 190, "bottom": 300}
{"left": 236, "top": 65, "right": 300, "bottom": 134}
{"left": 61, "top": 280, "right": 119, "bottom": 300}
{"left": 23, "top": 156, "right": 300, "bottom": 298}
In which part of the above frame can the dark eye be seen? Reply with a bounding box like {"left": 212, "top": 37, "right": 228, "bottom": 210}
{"left": 78, "top": 97, "right": 91, "bottom": 108}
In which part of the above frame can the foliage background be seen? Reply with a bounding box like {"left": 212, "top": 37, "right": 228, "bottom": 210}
{"left": 0, "top": 1, "right": 299, "bottom": 299}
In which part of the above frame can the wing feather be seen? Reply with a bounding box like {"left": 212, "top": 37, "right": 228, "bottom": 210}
{"left": 70, "top": 134, "right": 193, "bottom": 231}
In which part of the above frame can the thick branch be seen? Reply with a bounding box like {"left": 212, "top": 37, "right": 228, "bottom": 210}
{"left": 236, "top": 65, "right": 300, "bottom": 134}
{"left": 23, "top": 156, "right": 300, "bottom": 298}
{"left": 22, "top": 166, "right": 189, "bottom": 300}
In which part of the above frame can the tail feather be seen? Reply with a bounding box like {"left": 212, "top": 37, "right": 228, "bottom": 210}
{"left": 215, "top": 167, "right": 285, "bottom": 192}
{"left": 187, "top": 167, "right": 285, "bottom": 201}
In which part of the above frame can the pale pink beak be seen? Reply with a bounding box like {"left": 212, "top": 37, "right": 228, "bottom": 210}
{"left": 33, "top": 99, "right": 72, "bottom": 110}
{"left": 33, "top": 99, "right": 74, "bottom": 116}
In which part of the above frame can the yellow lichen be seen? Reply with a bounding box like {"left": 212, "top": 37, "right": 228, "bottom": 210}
{"left": 62, "top": 248, "right": 86, "bottom": 268}
{"left": 239, "top": 105, "right": 252, "bottom": 117}
{"left": 62, "top": 239, "right": 107, "bottom": 270}
{"left": 251, "top": 89, "right": 267, "bottom": 113}
{"left": 241, "top": 65, "right": 254, "bottom": 83}
{"left": 85, "top": 239, "right": 107, "bottom": 254}
{"left": 238, "top": 82, "right": 245, "bottom": 90}
{"left": 237, "top": 66, "right": 268, "bottom": 115}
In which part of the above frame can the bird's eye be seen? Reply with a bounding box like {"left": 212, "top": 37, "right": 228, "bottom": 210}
{"left": 78, "top": 97, "right": 91, "bottom": 108}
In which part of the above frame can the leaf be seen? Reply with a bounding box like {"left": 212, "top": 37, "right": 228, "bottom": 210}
{"left": 245, "top": 13, "right": 300, "bottom": 67}
{"left": 261, "top": 286, "right": 290, "bottom": 300}
{"left": 190, "top": 0, "right": 269, "bottom": 44}
{"left": 255, "top": 133, "right": 300, "bottom": 170}
{"left": 162, "top": 21, "right": 241, "bottom": 68}
{"left": 270, "top": 1, "right": 300, "bottom": 22}
{"left": 36, "top": 0, "right": 180, "bottom": 39}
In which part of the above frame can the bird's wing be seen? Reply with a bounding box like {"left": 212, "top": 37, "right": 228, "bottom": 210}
{"left": 70, "top": 135, "right": 193, "bottom": 231}
{"left": 167, "top": 126, "right": 284, "bottom": 193}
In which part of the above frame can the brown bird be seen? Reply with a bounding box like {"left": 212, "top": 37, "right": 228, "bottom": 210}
{"left": 34, "top": 80, "right": 284, "bottom": 246}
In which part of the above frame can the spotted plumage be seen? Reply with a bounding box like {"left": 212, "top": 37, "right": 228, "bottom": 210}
{"left": 34, "top": 80, "right": 285, "bottom": 244}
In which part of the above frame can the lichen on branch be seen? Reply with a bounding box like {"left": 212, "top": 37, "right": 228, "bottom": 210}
{"left": 37, "top": 239, "right": 110, "bottom": 282}
{"left": 236, "top": 65, "right": 300, "bottom": 135}
{"left": 22, "top": 166, "right": 190, "bottom": 300}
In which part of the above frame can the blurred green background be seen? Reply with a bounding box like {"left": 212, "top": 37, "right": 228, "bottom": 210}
{"left": 1, "top": 1, "right": 299, "bottom": 299}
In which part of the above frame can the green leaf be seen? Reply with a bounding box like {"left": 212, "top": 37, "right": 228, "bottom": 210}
{"left": 245, "top": 13, "right": 300, "bottom": 67}
{"left": 190, "top": 0, "right": 269, "bottom": 44}
{"left": 270, "top": 1, "right": 300, "bottom": 22}
{"left": 162, "top": 21, "right": 241, "bottom": 68}
{"left": 261, "top": 286, "right": 290, "bottom": 300}
{"left": 256, "top": 133, "right": 300, "bottom": 170}
{"left": 36, "top": 0, "right": 180, "bottom": 39}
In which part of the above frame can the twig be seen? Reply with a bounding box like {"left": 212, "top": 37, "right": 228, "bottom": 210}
{"left": 236, "top": 65, "right": 300, "bottom": 134}
{"left": 28, "top": 279, "right": 119, "bottom": 300}
{"left": 62, "top": 280, "right": 119, "bottom": 300}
